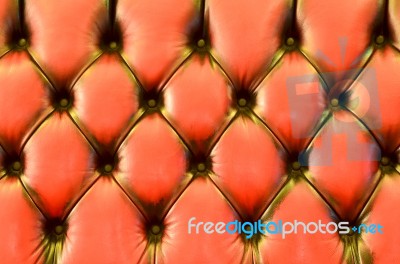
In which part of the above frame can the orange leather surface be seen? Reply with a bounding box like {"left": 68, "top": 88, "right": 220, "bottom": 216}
{"left": 0, "top": 0, "right": 399, "bottom": 263}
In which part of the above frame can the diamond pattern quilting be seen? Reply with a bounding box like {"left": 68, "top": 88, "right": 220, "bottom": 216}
{"left": 0, "top": 0, "right": 399, "bottom": 263}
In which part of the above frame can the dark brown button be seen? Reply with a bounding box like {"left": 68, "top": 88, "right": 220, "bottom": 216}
{"left": 375, "top": 35, "right": 384, "bottom": 45}
{"left": 197, "top": 163, "right": 206, "bottom": 172}
{"left": 18, "top": 38, "right": 27, "bottom": 47}
{"left": 109, "top": 41, "right": 118, "bottom": 50}
{"left": 147, "top": 99, "right": 157, "bottom": 108}
{"left": 381, "top": 157, "right": 390, "bottom": 166}
{"left": 292, "top": 161, "right": 301, "bottom": 170}
{"left": 330, "top": 98, "right": 339, "bottom": 107}
{"left": 54, "top": 225, "right": 64, "bottom": 235}
{"left": 197, "top": 39, "right": 206, "bottom": 48}
{"left": 238, "top": 98, "right": 247, "bottom": 107}
{"left": 286, "top": 37, "right": 295, "bottom": 46}
{"left": 12, "top": 161, "right": 22, "bottom": 171}
{"left": 151, "top": 225, "right": 161, "bottom": 235}
{"left": 59, "top": 98, "right": 69, "bottom": 108}
{"left": 104, "top": 164, "right": 113, "bottom": 173}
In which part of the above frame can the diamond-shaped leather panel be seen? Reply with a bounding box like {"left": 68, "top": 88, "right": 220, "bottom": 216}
{"left": 0, "top": 0, "right": 399, "bottom": 263}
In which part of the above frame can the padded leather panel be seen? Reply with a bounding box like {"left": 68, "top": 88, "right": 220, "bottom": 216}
{"left": 0, "top": 0, "right": 399, "bottom": 263}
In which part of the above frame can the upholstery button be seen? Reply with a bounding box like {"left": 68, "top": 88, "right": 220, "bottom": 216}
{"left": 330, "top": 98, "right": 339, "bottom": 107}
{"left": 54, "top": 225, "right": 64, "bottom": 235}
{"left": 59, "top": 98, "right": 69, "bottom": 108}
{"left": 197, "top": 39, "right": 206, "bottom": 48}
{"left": 375, "top": 35, "right": 385, "bottom": 45}
{"left": 292, "top": 161, "right": 301, "bottom": 170}
{"left": 286, "top": 37, "right": 295, "bottom": 46}
{"left": 151, "top": 225, "right": 161, "bottom": 235}
{"left": 9, "top": 160, "right": 23, "bottom": 175}
{"left": 109, "top": 41, "right": 118, "bottom": 50}
{"left": 197, "top": 163, "right": 206, "bottom": 172}
{"left": 18, "top": 38, "right": 27, "bottom": 48}
{"left": 12, "top": 161, "right": 22, "bottom": 172}
{"left": 147, "top": 99, "right": 157, "bottom": 108}
{"left": 103, "top": 164, "right": 113, "bottom": 173}
{"left": 238, "top": 98, "right": 247, "bottom": 107}
{"left": 380, "top": 156, "right": 390, "bottom": 166}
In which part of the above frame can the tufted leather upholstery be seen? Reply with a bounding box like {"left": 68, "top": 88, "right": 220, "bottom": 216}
{"left": 0, "top": 0, "right": 400, "bottom": 263}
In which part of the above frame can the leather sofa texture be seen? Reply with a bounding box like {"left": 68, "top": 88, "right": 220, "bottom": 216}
{"left": 0, "top": 0, "right": 399, "bottom": 263}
